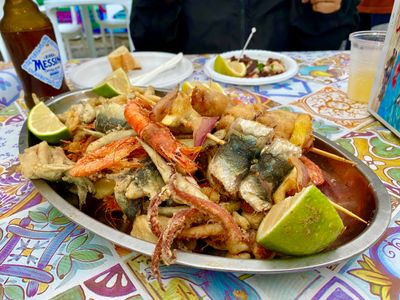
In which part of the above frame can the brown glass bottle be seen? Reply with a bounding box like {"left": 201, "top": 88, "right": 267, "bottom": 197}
{"left": 0, "top": 0, "right": 69, "bottom": 109}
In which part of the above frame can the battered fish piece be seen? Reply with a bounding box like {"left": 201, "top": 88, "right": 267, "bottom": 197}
{"left": 239, "top": 175, "right": 272, "bottom": 211}
{"left": 108, "top": 159, "right": 164, "bottom": 220}
{"left": 208, "top": 133, "right": 256, "bottom": 194}
{"left": 19, "top": 141, "right": 94, "bottom": 208}
{"left": 131, "top": 215, "right": 170, "bottom": 243}
{"left": 19, "top": 141, "right": 74, "bottom": 181}
{"left": 217, "top": 102, "right": 264, "bottom": 130}
{"left": 191, "top": 86, "right": 230, "bottom": 117}
{"left": 58, "top": 102, "right": 96, "bottom": 133}
{"left": 256, "top": 110, "right": 298, "bottom": 140}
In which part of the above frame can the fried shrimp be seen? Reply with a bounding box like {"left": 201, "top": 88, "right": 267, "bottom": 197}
{"left": 69, "top": 137, "right": 143, "bottom": 177}
{"left": 125, "top": 98, "right": 200, "bottom": 174}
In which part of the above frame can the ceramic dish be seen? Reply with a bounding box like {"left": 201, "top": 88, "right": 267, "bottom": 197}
{"left": 204, "top": 50, "right": 298, "bottom": 85}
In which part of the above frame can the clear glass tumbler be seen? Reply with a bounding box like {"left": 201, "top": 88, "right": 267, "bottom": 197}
{"left": 347, "top": 31, "right": 386, "bottom": 103}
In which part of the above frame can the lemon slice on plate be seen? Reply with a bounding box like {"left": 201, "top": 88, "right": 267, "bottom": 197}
{"left": 92, "top": 68, "right": 130, "bottom": 98}
{"left": 27, "top": 102, "right": 70, "bottom": 144}
{"left": 214, "top": 55, "right": 246, "bottom": 77}
{"left": 256, "top": 185, "right": 344, "bottom": 256}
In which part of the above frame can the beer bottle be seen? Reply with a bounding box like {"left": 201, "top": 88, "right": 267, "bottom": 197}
{"left": 0, "top": 0, "right": 69, "bottom": 109}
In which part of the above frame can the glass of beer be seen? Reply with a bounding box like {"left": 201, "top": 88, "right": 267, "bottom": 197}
{"left": 347, "top": 31, "right": 386, "bottom": 104}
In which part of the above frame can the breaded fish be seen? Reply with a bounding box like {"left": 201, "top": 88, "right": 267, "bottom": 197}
{"left": 110, "top": 159, "right": 164, "bottom": 219}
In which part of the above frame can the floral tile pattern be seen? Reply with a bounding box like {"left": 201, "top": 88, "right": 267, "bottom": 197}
{"left": 337, "top": 122, "right": 400, "bottom": 199}
{"left": 296, "top": 52, "right": 350, "bottom": 84}
{"left": 252, "top": 77, "right": 326, "bottom": 105}
{"left": 337, "top": 212, "right": 400, "bottom": 300}
{"left": 0, "top": 68, "right": 21, "bottom": 109}
{"left": 0, "top": 203, "right": 118, "bottom": 299}
{"left": 291, "top": 86, "right": 372, "bottom": 128}
{"left": 124, "top": 254, "right": 262, "bottom": 300}
{"left": 47, "top": 263, "right": 149, "bottom": 300}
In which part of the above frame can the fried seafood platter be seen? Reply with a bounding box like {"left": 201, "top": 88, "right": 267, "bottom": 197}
{"left": 19, "top": 85, "right": 390, "bottom": 282}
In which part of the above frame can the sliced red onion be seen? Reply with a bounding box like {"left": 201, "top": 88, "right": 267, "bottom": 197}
{"left": 300, "top": 156, "right": 325, "bottom": 186}
{"left": 193, "top": 117, "right": 219, "bottom": 147}
{"left": 289, "top": 156, "right": 310, "bottom": 190}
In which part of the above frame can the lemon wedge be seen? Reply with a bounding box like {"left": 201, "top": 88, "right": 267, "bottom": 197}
{"left": 214, "top": 55, "right": 246, "bottom": 77}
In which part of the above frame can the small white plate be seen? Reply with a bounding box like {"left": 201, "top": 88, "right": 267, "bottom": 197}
{"left": 204, "top": 50, "right": 298, "bottom": 85}
{"left": 69, "top": 52, "right": 194, "bottom": 89}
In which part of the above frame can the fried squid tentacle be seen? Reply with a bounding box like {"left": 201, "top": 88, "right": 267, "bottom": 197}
{"left": 147, "top": 187, "right": 171, "bottom": 237}
{"left": 151, "top": 208, "right": 201, "bottom": 290}
{"left": 170, "top": 174, "right": 249, "bottom": 254}
{"left": 161, "top": 208, "right": 202, "bottom": 265}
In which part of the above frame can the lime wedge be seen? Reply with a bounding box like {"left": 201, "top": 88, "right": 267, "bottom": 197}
{"left": 92, "top": 68, "right": 130, "bottom": 98}
{"left": 214, "top": 55, "right": 246, "bottom": 77}
{"left": 27, "top": 102, "right": 70, "bottom": 144}
{"left": 256, "top": 185, "right": 344, "bottom": 256}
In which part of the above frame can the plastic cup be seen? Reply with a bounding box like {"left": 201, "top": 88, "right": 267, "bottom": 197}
{"left": 347, "top": 31, "right": 386, "bottom": 103}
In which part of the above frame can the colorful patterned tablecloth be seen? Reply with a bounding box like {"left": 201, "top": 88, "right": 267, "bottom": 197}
{"left": 0, "top": 51, "right": 399, "bottom": 300}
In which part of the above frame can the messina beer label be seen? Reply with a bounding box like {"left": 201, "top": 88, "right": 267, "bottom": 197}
{"left": 21, "top": 35, "right": 64, "bottom": 89}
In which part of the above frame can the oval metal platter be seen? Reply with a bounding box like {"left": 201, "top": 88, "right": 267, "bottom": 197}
{"left": 19, "top": 89, "right": 392, "bottom": 274}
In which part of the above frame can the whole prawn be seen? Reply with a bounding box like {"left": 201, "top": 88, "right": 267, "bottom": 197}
{"left": 124, "top": 98, "right": 200, "bottom": 174}
{"left": 69, "top": 136, "right": 143, "bottom": 177}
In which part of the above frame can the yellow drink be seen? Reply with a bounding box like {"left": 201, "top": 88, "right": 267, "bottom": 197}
{"left": 347, "top": 69, "right": 377, "bottom": 103}
{"left": 348, "top": 31, "right": 386, "bottom": 104}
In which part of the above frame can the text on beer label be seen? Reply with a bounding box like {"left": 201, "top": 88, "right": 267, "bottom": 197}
{"left": 21, "top": 35, "right": 64, "bottom": 89}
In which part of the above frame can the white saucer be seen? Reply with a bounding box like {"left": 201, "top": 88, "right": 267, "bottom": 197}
{"left": 69, "top": 51, "right": 194, "bottom": 89}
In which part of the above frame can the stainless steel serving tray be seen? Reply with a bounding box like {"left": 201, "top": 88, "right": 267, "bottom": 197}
{"left": 19, "top": 89, "right": 392, "bottom": 274}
